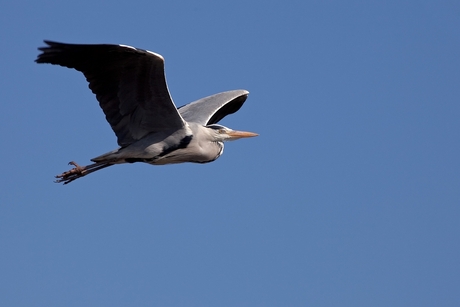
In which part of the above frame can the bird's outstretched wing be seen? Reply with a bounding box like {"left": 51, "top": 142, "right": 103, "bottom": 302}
{"left": 178, "top": 90, "right": 249, "bottom": 126}
{"left": 36, "top": 40, "right": 185, "bottom": 147}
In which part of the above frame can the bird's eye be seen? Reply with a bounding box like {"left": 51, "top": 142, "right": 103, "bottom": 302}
{"left": 208, "top": 125, "right": 223, "bottom": 131}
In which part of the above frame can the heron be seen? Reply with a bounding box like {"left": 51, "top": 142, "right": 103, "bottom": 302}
{"left": 36, "top": 40, "right": 258, "bottom": 184}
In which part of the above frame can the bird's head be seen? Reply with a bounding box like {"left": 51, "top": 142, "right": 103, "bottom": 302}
{"left": 206, "top": 124, "right": 258, "bottom": 142}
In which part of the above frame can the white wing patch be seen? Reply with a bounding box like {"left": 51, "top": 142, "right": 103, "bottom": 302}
{"left": 118, "top": 44, "right": 164, "bottom": 60}
{"left": 146, "top": 50, "right": 164, "bottom": 60}
{"left": 118, "top": 44, "right": 137, "bottom": 50}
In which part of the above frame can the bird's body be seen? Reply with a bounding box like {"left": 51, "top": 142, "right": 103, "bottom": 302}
{"left": 92, "top": 122, "right": 221, "bottom": 165}
{"left": 36, "top": 41, "right": 257, "bottom": 184}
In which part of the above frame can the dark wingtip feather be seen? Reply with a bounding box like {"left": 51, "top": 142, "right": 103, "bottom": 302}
{"left": 35, "top": 40, "right": 58, "bottom": 63}
{"left": 207, "top": 93, "right": 248, "bottom": 125}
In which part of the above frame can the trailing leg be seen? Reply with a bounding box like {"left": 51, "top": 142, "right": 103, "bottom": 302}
{"left": 55, "top": 161, "right": 113, "bottom": 184}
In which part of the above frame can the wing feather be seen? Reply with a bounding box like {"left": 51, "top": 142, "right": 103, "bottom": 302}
{"left": 178, "top": 90, "right": 249, "bottom": 125}
{"left": 36, "top": 40, "right": 185, "bottom": 146}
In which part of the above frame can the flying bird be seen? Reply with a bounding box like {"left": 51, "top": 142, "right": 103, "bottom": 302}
{"left": 36, "top": 40, "right": 257, "bottom": 184}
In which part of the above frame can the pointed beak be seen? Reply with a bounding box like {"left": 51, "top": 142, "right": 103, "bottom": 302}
{"left": 227, "top": 130, "right": 259, "bottom": 140}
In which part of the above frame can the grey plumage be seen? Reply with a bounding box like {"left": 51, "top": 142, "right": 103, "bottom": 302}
{"left": 178, "top": 90, "right": 249, "bottom": 126}
{"left": 36, "top": 40, "right": 257, "bottom": 184}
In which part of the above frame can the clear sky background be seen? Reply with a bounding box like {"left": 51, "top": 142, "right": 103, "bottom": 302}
{"left": 1, "top": 1, "right": 459, "bottom": 306}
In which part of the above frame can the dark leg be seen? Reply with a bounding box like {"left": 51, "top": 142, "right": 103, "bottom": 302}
{"left": 55, "top": 161, "right": 112, "bottom": 184}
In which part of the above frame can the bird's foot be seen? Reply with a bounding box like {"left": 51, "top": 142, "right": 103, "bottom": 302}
{"left": 55, "top": 161, "right": 87, "bottom": 184}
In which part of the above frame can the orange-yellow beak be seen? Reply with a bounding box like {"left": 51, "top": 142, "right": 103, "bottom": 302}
{"left": 227, "top": 130, "right": 259, "bottom": 140}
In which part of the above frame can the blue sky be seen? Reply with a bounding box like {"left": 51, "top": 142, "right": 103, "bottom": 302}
{"left": 1, "top": 1, "right": 459, "bottom": 306}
